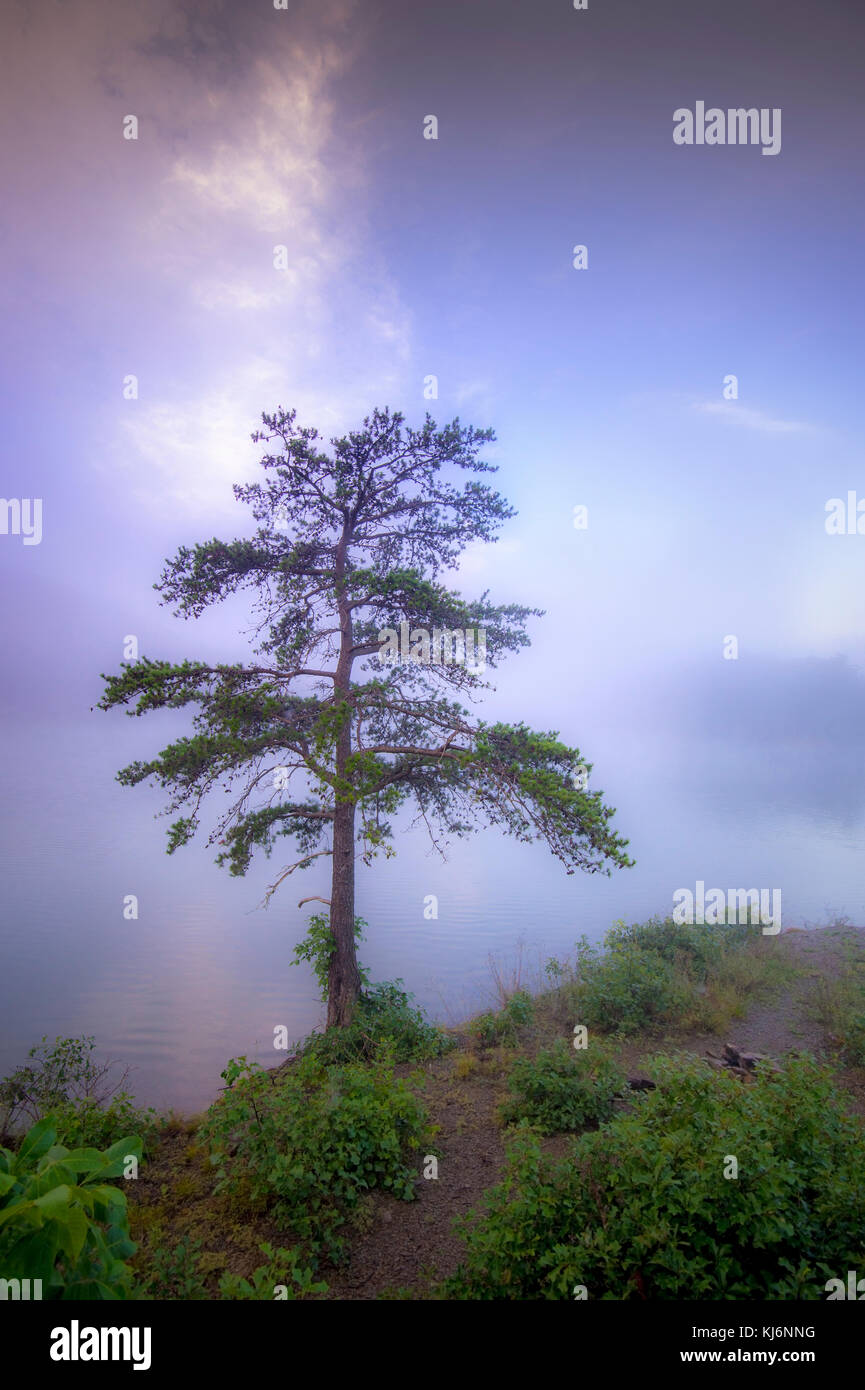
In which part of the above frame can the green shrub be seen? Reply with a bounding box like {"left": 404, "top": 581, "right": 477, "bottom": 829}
{"left": 499, "top": 1039, "right": 625, "bottom": 1133}
{"left": 573, "top": 937, "right": 690, "bottom": 1035}
{"left": 0, "top": 1036, "right": 157, "bottom": 1150}
{"left": 470, "top": 991, "right": 535, "bottom": 1047}
{"left": 198, "top": 1052, "right": 434, "bottom": 1259}
{"left": 811, "top": 975, "right": 865, "bottom": 1067}
{"left": 543, "top": 918, "right": 776, "bottom": 1039}
{"left": 843, "top": 1013, "right": 865, "bottom": 1067}
{"left": 290, "top": 914, "right": 451, "bottom": 1064}
{"left": 446, "top": 1055, "right": 865, "bottom": 1300}
{"left": 135, "top": 1237, "right": 208, "bottom": 1301}
{"left": 303, "top": 980, "right": 452, "bottom": 1065}
{"left": 604, "top": 915, "right": 755, "bottom": 979}
{"left": 0, "top": 1117, "right": 142, "bottom": 1299}
{"left": 218, "top": 1243, "right": 328, "bottom": 1300}
{"left": 39, "top": 1095, "right": 158, "bottom": 1153}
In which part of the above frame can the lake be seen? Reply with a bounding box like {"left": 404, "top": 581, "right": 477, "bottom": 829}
{"left": 1, "top": 713, "right": 863, "bottom": 1115}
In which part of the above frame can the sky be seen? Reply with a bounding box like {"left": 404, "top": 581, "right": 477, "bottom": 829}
{"left": 1, "top": 0, "right": 864, "bottom": 930}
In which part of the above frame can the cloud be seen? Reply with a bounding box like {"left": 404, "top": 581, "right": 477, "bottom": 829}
{"left": 693, "top": 401, "right": 814, "bottom": 435}
{"left": 454, "top": 378, "right": 496, "bottom": 412}
{"left": 112, "top": 359, "right": 283, "bottom": 515}
{"left": 27, "top": 3, "right": 415, "bottom": 518}
{"left": 164, "top": 58, "right": 340, "bottom": 237}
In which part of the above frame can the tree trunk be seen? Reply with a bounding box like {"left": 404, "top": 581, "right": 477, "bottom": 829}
{"left": 327, "top": 517, "right": 362, "bottom": 1028}
{"left": 327, "top": 795, "right": 361, "bottom": 1027}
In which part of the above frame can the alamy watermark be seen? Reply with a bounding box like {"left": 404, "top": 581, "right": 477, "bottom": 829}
{"left": 673, "top": 881, "right": 781, "bottom": 935}
{"left": 1, "top": 497, "right": 42, "bottom": 545}
{"left": 49, "top": 1322, "right": 151, "bottom": 1370}
{"left": 0, "top": 1277, "right": 42, "bottom": 1300}
{"left": 825, "top": 1271, "right": 865, "bottom": 1299}
{"left": 377, "top": 621, "right": 487, "bottom": 674}
{"left": 825, "top": 492, "right": 865, "bottom": 534}
{"left": 673, "top": 103, "right": 781, "bottom": 157}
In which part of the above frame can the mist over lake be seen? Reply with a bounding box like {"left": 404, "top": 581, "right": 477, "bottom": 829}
{"left": 2, "top": 676, "right": 863, "bottom": 1113}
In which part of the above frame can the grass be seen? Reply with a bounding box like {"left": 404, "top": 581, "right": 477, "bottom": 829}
{"left": 520, "top": 915, "right": 800, "bottom": 1042}
{"left": 807, "top": 934, "right": 865, "bottom": 1066}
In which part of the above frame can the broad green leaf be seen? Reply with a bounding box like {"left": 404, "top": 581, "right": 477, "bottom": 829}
{"left": 54, "top": 1147, "right": 106, "bottom": 1175}
{"left": 62, "top": 1279, "right": 122, "bottom": 1301}
{"left": 0, "top": 1198, "right": 40, "bottom": 1230}
{"left": 93, "top": 1136, "right": 143, "bottom": 1179}
{"left": 17, "top": 1118, "right": 58, "bottom": 1165}
{"left": 3, "top": 1225, "right": 59, "bottom": 1284}
{"left": 57, "top": 1204, "right": 89, "bottom": 1262}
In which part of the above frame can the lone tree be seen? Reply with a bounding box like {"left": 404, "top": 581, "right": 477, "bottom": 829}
{"left": 99, "top": 408, "right": 633, "bottom": 1027}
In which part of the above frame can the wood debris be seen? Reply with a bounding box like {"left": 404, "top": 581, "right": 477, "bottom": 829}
{"left": 704, "top": 1042, "right": 781, "bottom": 1079}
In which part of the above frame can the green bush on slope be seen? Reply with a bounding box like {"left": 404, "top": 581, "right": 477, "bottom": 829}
{"left": 198, "top": 1051, "right": 434, "bottom": 1260}
{"left": 446, "top": 1055, "right": 865, "bottom": 1300}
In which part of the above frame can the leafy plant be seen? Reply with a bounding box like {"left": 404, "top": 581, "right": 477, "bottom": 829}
{"left": 810, "top": 960, "right": 865, "bottom": 1067}
{"left": 0, "top": 1117, "right": 142, "bottom": 1299}
{"left": 198, "top": 1051, "right": 434, "bottom": 1260}
{"left": 446, "top": 1055, "right": 865, "bottom": 1300}
{"left": 303, "top": 979, "right": 452, "bottom": 1065}
{"left": 572, "top": 935, "right": 690, "bottom": 1036}
{"left": 603, "top": 915, "right": 752, "bottom": 979}
{"left": 135, "top": 1237, "right": 208, "bottom": 1301}
{"left": 470, "top": 990, "right": 535, "bottom": 1047}
{"left": 218, "top": 1242, "right": 328, "bottom": 1300}
{"left": 499, "top": 1039, "right": 625, "bottom": 1133}
{"left": 291, "top": 913, "right": 371, "bottom": 1002}
{"left": 0, "top": 1036, "right": 156, "bottom": 1149}
{"left": 37, "top": 1095, "right": 157, "bottom": 1154}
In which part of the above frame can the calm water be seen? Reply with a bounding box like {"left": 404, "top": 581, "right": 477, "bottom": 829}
{"left": 1, "top": 717, "right": 864, "bottom": 1114}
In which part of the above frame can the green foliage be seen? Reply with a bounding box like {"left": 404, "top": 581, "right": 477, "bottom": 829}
{"left": 0, "top": 1035, "right": 156, "bottom": 1150}
{"left": 218, "top": 1243, "right": 328, "bottom": 1300}
{"left": 810, "top": 956, "right": 865, "bottom": 1067}
{"left": 37, "top": 1096, "right": 157, "bottom": 1154}
{"left": 137, "top": 1234, "right": 327, "bottom": 1302}
{"left": 290, "top": 913, "right": 371, "bottom": 1001}
{"left": 573, "top": 932, "right": 693, "bottom": 1035}
{"left": 446, "top": 1055, "right": 865, "bottom": 1300}
{"left": 605, "top": 915, "right": 760, "bottom": 978}
{"left": 0, "top": 1118, "right": 142, "bottom": 1299}
{"left": 842, "top": 1014, "right": 865, "bottom": 1066}
{"left": 136, "top": 1236, "right": 208, "bottom": 1301}
{"left": 569, "top": 917, "right": 788, "bottom": 1036}
{"left": 499, "top": 1039, "right": 625, "bottom": 1133}
{"left": 198, "top": 1052, "right": 433, "bottom": 1260}
{"left": 303, "top": 980, "right": 453, "bottom": 1065}
{"left": 470, "top": 990, "right": 534, "bottom": 1047}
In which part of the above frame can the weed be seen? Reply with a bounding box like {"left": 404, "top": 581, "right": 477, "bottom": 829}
{"left": 499, "top": 1039, "right": 625, "bottom": 1133}
{"left": 470, "top": 991, "right": 534, "bottom": 1047}
{"left": 303, "top": 980, "right": 453, "bottom": 1066}
{"left": 136, "top": 1236, "right": 208, "bottom": 1300}
{"left": 198, "top": 1051, "right": 434, "bottom": 1261}
{"left": 218, "top": 1243, "right": 327, "bottom": 1300}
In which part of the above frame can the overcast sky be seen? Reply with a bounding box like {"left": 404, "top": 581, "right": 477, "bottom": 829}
{"left": 1, "top": 0, "right": 864, "bottom": 765}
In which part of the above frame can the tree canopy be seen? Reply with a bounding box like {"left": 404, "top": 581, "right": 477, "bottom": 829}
{"left": 99, "top": 406, "right": 634, "bottom": 1025}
